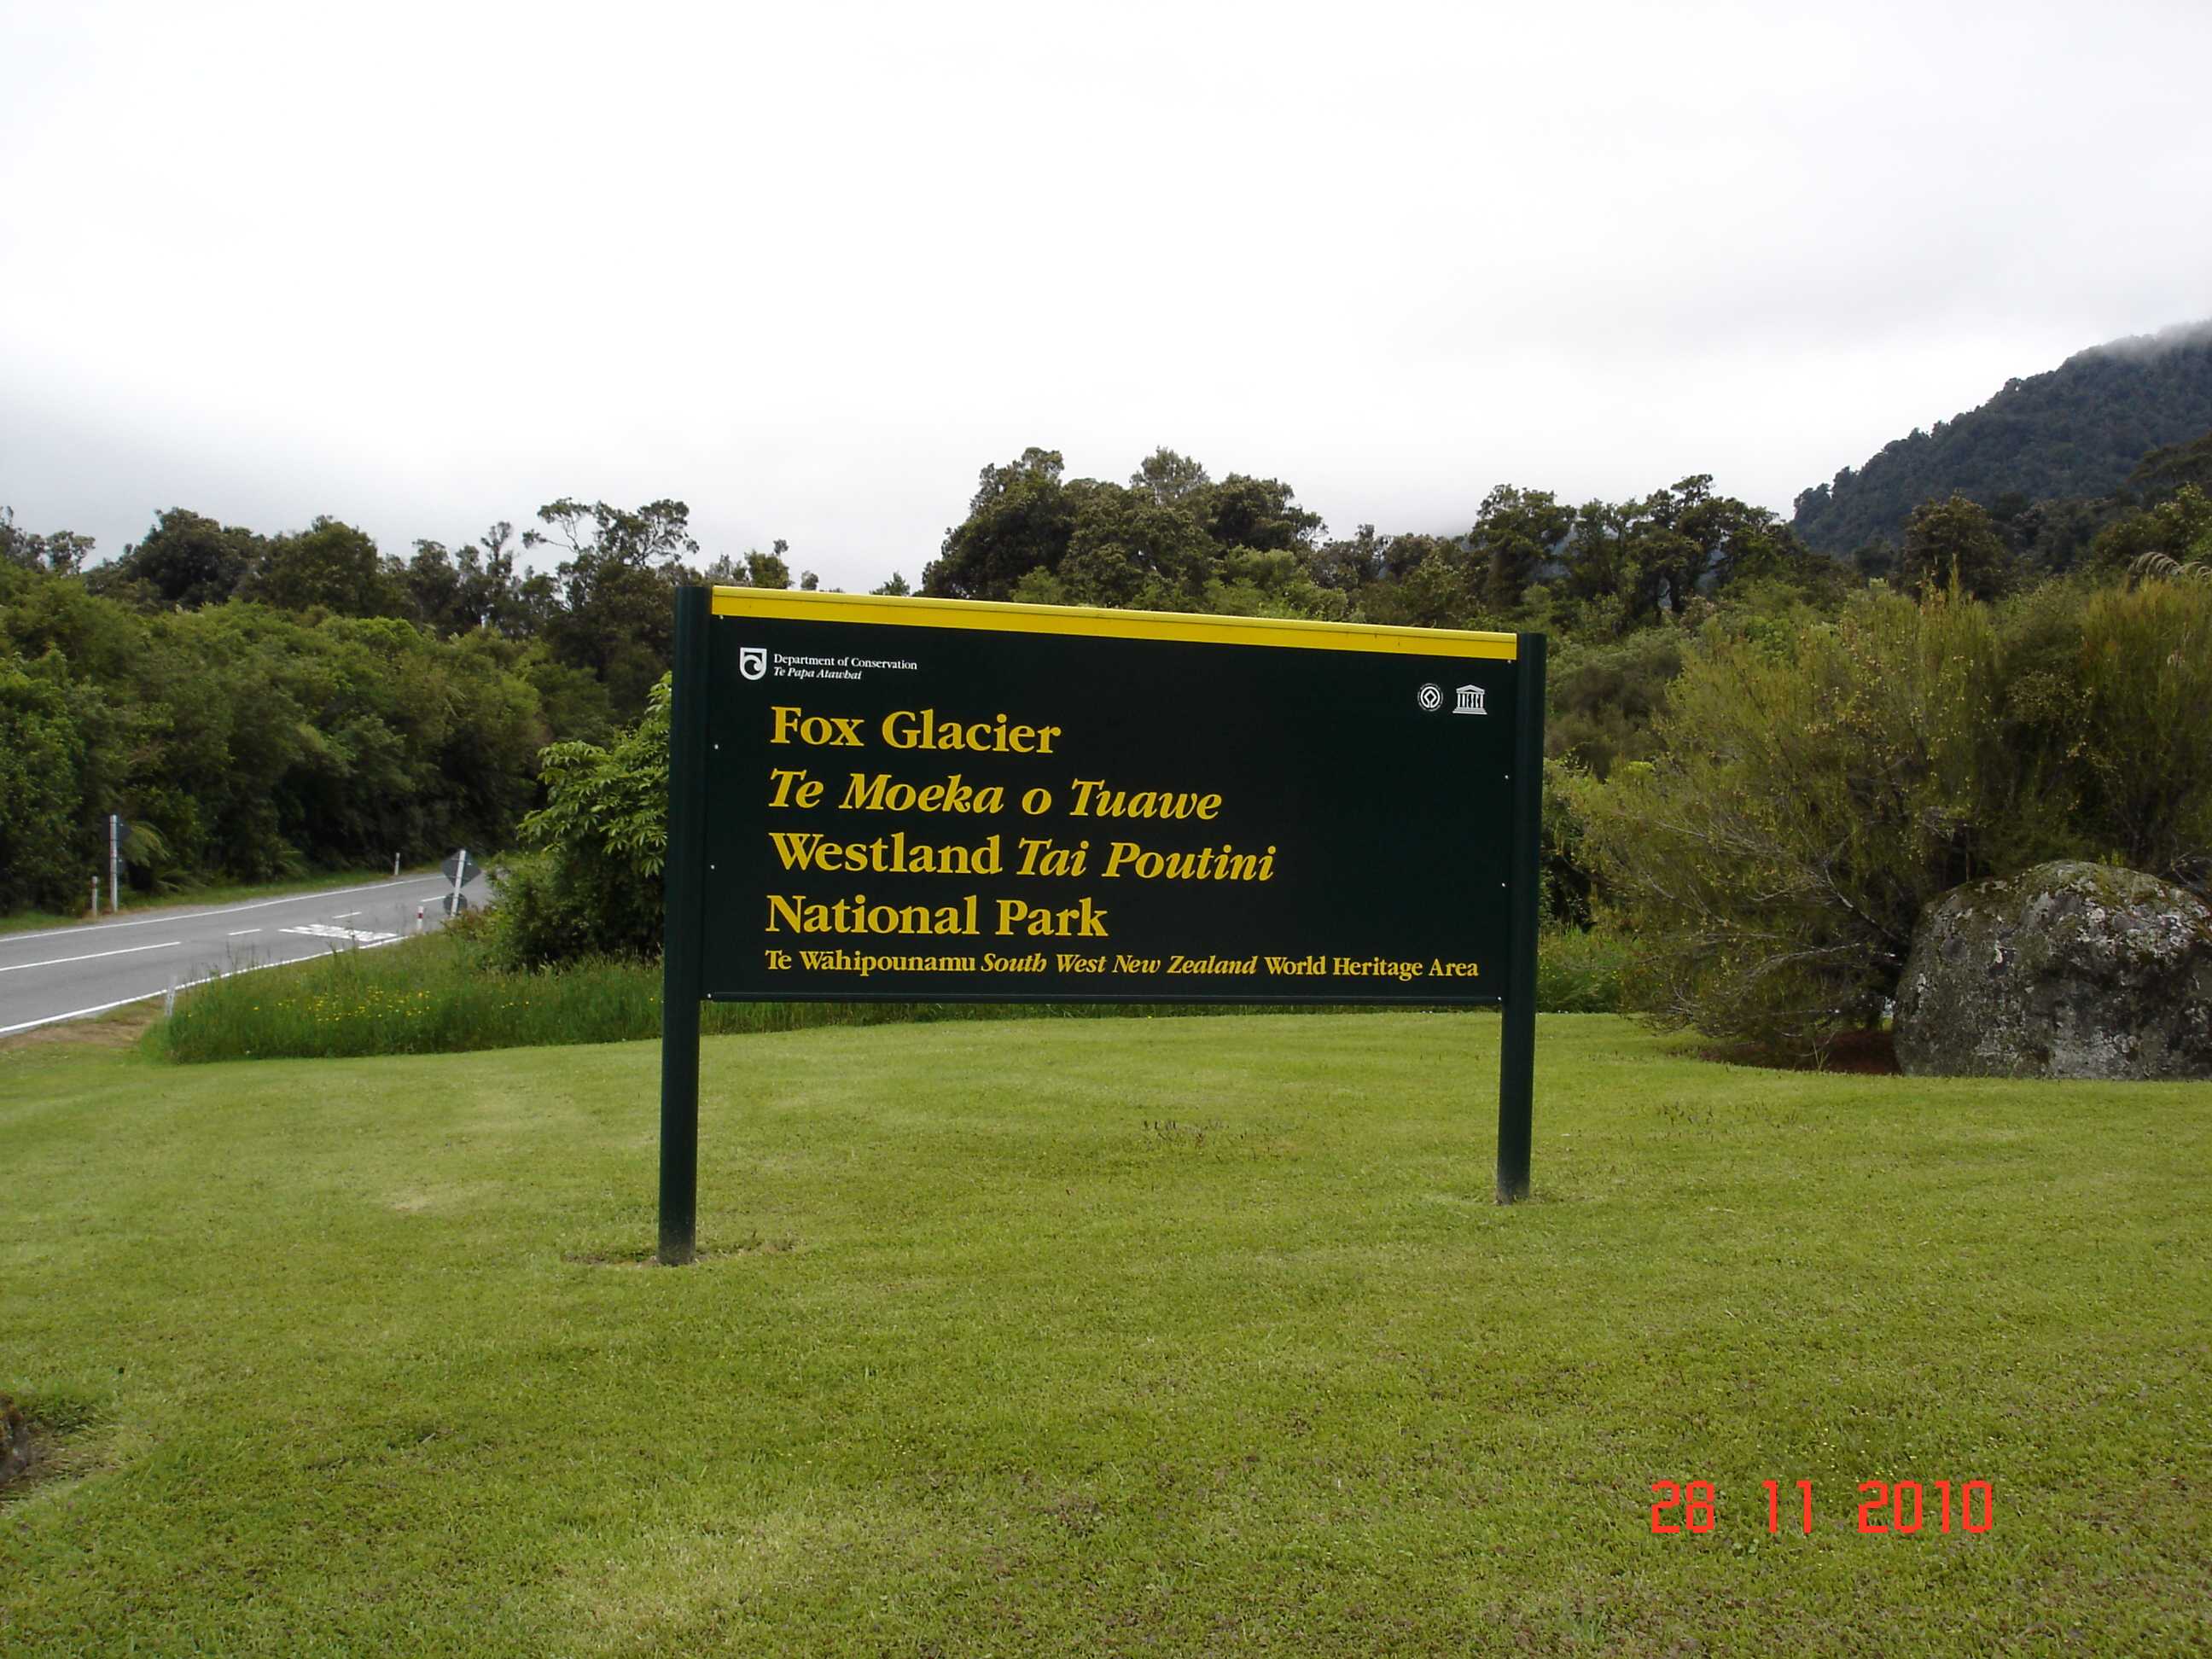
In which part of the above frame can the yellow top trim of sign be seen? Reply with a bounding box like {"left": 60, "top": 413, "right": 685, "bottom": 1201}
{"left": 707, "top": 587, "right": 1518, "bottom": 661}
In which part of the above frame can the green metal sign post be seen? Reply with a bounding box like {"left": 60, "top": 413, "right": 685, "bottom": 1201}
{"left": 657, "top": 586, "right": 1545, "bottom": 1264}
{"left": 658, "top": 583, "right": 711, "bottom": 1265}
{"left": 1497, "top": 632, "right": 1545, "bottom": 1203}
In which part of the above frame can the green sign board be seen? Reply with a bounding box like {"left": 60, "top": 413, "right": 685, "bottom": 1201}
{"left": 657, "top": 586, "right": 1546, "bottom": 1261}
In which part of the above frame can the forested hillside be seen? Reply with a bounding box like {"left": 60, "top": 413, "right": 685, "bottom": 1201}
{"left": 0, "top": 498, "right": 804, "bottom": 914}
{"left": 1792, "top": 322, "right": 2212, "bottom": 556}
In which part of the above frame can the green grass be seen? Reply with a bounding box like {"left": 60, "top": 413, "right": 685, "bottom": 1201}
{"left": 4, "top": 1015, "right": 2206, "bottom": 1654}
{"left": 156, "top": 926, "right": 1625, "bottom": 1061}
{"left": 0, "top": 863, "right": 448, "bottom": 935}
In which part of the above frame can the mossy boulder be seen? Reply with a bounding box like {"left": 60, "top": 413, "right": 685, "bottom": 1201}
{"left": 1895, "top": 862, "right": 2212, "bottom": 1080}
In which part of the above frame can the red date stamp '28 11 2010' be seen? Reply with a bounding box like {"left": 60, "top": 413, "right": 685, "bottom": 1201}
{"left": 1650, "top": 1480, "right": 1994, "bottom": 1535}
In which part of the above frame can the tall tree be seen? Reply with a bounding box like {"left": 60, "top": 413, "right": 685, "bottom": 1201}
{"left": 1193, "top": 473, "right": 1323, "bottom": 556}
{"left": 0, "top": 508, "right": 94, "bottom": 576}
{"left": 1130, "top": 447, "right": 1211, "bottom": 505}
{"left": 1471, "top": 485, "right": 1572, "bottom": 611}
{"left": 702, "top": 539, "right": 795, "bottom": 590}
{"left": 239, "top": 516, "right": 405, "bottom": 616}
{"left": 922, "top": 448, "right": 1075, "bottom": 601}
{"left": 525, "top": 498, "right": 699, "bottom": 716}
{"left": 1901, "top": 495, "right": 2013, "bottom": 598}
{"left": 92, "top": 508, "right": 262, "bottom": 609}
{"left": 1051, "top": 480, "right": 1214, "bottom": 608}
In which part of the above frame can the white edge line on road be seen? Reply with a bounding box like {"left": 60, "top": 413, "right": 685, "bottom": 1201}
{"left": 1, "top": 876, "right": 457, "bottom": 946}
{"left": 228, "top": 928, "right": 261, "bottom": 936}
{"left": 0, "top": 940, "right": 185, "bottom": 975}
{"left": 0, "top": 937, "right": 407, "bottom": 1038}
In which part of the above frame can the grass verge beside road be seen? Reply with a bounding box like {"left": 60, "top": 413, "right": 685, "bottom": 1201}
{"left": 4, "top": 1014, "right": 2207, "bottom": 1654}
{"left": 155, "top": 926, "right": 1629, "bottom": 1061}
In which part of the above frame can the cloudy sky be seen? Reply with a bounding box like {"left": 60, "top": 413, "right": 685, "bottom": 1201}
{"left": 3, "top": 0, "right": 2207, "bottom": 591}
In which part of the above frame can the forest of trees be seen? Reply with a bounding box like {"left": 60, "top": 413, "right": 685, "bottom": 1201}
{"left": 0, "top": 497, "right": 808, "bottom": 912}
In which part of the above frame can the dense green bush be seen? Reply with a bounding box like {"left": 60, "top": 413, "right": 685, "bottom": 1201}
{"left": 0, "top": 654, "right": 87, "bottom": 912}
{"left": 484, "top": 677, "right": 671, "bottom": 967}
{"left": 1581, "top": 582, "right": 2212, "bottom": 1056}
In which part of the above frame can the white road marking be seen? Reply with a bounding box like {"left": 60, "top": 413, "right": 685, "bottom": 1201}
{"left": 228, "top": 928, "right": 261, "bottom": 936}
{"left": 0, "top": 940, "right": 183, "bottom": 974}
{"left": 0, "top": 991, "right": 169, "bottom": 1036}
{"left": 281, "top": 924, "right": 400, "bottom": 945}
{"left": 0, "top": 876, "right": 454, "bottom": 945}
{"left": 333, "top": 911, "right": 362, "bottom": 919}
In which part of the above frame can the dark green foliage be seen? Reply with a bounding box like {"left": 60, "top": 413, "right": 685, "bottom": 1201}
{"left": 701, "top": 539, "right": 798, "bottom": 591}
{"left": 236, "top": 516, "right": 407, "bottom": 616}
{"left": 87, "top": 507, "right": 263, "bottom": 608}
{"left": 0, "top": 507, "right": 93, "bottom": 577}
{"left": 526, "top": 498, "right": 699, "bottom": 719}
{"left": 0, "top": 653, "right": 88, "bottom": 911}
{"left": 1471, "top": 485, "right": 1572, "bottom": 611}
{"left": 0, "top": 553, "right": 550, "bottom": 911}
{"left": 2087, "top": 484, "right": 2212, "bottom": 578}
{"left": 2125, "top": 428, "right": 2212, "bottom": 503}
{"left": 1316, "top": 531, "right": 1470, "bottom": 629}
{"left": 1543, "top": 480, "right": 1820, "bottom": 636}
{"left": 1901, "top": 494, "right": 2014, "bottom": 597}
{"left": 485, "top": 677, "right": 672, "bottom": 967}
{"left": 921, "top": 447, "right": 1325, "bottom": 612}
{"left": 2002, "top": 579, "right": 2212, "bottom": 886}
{"left": 1791, "top": 323, "right": 2212, "bottom": 555}
{"left": 922, "top": 448, "right": 1077, "bottom": 601}
{"left": 1545, "top": 628, "right": 1685, "bottom": 777}
{"left": 401, "top": 523, "right": 552, "bottom": 637}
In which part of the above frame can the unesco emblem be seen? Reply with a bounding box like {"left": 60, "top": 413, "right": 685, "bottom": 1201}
{"left": 739, "top": 646, "right": 767, "bottom": 681}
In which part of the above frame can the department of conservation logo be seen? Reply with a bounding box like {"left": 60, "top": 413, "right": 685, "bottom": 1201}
{"left": 1417, "top": 683, "right": 1443, "bottom": 711}
{"left": 739, "top": 646, "right": 767, "bottom": 681}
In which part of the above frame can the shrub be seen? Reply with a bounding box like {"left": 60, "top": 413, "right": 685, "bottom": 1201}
{"left": 485, "top": 676, "right": 669, "bottom": 967}
{"left": 1580, "top": 590, "right": 2017, "bottom": 1057}
{"left": 2041, "top": 579, "right": 2212, "bottom": 885}
{"left": 1581, "top": 580, "right": 2212, "bottom": 1056}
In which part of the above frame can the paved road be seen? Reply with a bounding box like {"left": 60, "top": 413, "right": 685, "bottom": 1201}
{"left": 0, "top": 876, "right": 473, "bottom": 1036}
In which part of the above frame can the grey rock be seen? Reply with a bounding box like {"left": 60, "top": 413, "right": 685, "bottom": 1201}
{"left": 1895, "top": 861, "right": 2212, "bottom": 1080}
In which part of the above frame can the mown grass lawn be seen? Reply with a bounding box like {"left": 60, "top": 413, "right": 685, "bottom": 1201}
{"left": 3, "top": 1014, "right": 2207, "bottom": 1656}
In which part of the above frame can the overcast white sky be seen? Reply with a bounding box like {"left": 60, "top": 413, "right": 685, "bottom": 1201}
{"left": 3, "top": 0, "right": 2208, "bottom": 591}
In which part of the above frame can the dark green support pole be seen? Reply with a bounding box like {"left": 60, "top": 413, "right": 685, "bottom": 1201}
{"left": 659, "top": 583, "right": 711, "bottom": 1264}
{"left": 1498, "top": 631, "right": 1546, "bottom": 1203}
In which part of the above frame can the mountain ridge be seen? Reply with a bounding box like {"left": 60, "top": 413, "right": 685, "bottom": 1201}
{"left": 1791, "top": 320, "right": 2212, "bottom": 555}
